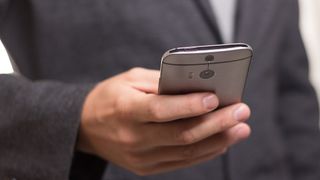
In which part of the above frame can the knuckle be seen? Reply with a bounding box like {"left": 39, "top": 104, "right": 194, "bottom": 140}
{"left": 177, "top": 130, "right": 197, "bottom": 145}
{"left": 181, "top": 146, "right": 199, "bottom": 159}
{"left": 131, "top": 67, "right": 144, "bottom": 72}
{"left": 128, "top": 67, "right": 139, "bottom": 74}
{"left": 125, "top": 153, "right": 145, "bottom": 165}
{"left": 189, "top": 95, "right": 211, "bottom": 113}
{"left": 210, "top": 107, "right": 239, "bottom": 133}
{"left": 119, "top": 132, "right": 141, "bottom": 149}
{"left": 184, "top": 96, "right": 204, "bottom": 115}
{"left": 124, "top": 68, "right": 139, "bottom": 81}
{"left": 114, "top": 96, "right": 131, "bottom": 118}
{"left": 126, "top": 139, "right": 140, "bottom": 150}
{"left": 128, "top": 67, "right": 144, "bottom": 77}
{"left": 148, "top": 101, "right": 163, "bottom": 120}
{"left": 185, "top": 98, "right": 199, "bottom": 114}
{"left": 215, "top": 115, "right": 231, "bottom": 132}
{"left": 219, "top": 118, "right": 229, "bottom": 130}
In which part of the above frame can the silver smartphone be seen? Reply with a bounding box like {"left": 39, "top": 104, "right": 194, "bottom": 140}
{"left": 159, "top": 43, "right": 253, "bottom": 107}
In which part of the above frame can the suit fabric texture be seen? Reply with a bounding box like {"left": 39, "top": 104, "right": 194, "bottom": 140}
{"left": 0, "top": 0, "right": 319, "bottom": 180}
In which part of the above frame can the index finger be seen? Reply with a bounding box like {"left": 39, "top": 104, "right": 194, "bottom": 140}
{"left": 133, "top": 92, "right": 219, "bottom": 123}
{"left": 127, "top": 68, "right": 160, "bottom": 94}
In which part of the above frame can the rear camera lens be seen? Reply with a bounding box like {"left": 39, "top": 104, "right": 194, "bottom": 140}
{"left": 200, "top": 70, "right": 215, "bottom": 79}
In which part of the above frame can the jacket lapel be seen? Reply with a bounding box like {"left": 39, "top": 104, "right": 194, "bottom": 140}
{"left": 192, "top": 0, "right": 223, "bottom": 43}
{"left": 235, "top": 0, "right": 280, "bottom": 47}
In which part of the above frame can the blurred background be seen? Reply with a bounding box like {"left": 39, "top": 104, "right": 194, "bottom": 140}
{"left": 0, "top": 0, "right": 319, "bottom": 110}
{"left": 299, "top": 0, "right": 320, "bottom": 109}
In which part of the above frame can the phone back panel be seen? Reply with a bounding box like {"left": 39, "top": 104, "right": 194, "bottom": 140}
{"left": 159, "top": 45, "right": 252, "bottom": 107}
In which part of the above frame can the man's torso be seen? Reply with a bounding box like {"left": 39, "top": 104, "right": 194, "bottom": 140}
{"left": 0, "top": 0, "right": 300, "bottom": 179}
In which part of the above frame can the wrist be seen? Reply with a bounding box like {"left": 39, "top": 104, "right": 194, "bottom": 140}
{"left": 77, "top": 83, "right": 99, "bottom": 154}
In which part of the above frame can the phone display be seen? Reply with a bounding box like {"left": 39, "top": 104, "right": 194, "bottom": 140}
{"left": 159, "top": 43, "right": 253, "bottom": 107}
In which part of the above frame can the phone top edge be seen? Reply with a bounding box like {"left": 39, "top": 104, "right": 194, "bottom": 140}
{"left": 170, "top": 43, "right": 251, "bottom": 53}
{"left": 161, "top": 43, "right": 253, "bottom": 65}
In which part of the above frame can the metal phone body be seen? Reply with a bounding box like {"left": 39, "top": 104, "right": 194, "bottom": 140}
{"left": 159, "top": 43, "right": 253, "bottom": 107}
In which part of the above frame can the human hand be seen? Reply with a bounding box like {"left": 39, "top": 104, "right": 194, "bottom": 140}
{"left": 78, "top": 67, "right": 251, "bottom": 176}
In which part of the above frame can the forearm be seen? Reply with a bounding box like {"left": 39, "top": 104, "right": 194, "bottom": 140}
{"left": 0, "top": 74, "right": 93, "bottom": 179}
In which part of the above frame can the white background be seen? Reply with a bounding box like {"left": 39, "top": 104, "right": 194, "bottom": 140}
{"left": 0, "top": 40, "right": 13, "bottom": 73}
{"left": 299, "top": 0, "right": 320, "bottom": 106}
{"left": 0, "top": 1, "right": 319, "bottom": 104}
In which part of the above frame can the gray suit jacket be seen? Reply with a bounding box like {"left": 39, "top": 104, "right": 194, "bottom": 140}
{"left": 0, "top": 0, "right": 319, "bottom": 180}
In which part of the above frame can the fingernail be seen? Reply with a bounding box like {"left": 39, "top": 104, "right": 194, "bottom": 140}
{"left": 236, "top": 126, "right": 250, "bottom": 141}
{"left": 233, "top": 126, "right": 247, "bottom": 144}
{"left": 233, "top": 105, "right": 248, "bottom": 122}
{"left": 203, "top": 95, "right": 218, "bottom": 110}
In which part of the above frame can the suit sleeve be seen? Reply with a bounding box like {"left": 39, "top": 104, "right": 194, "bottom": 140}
{"left": 277, "top": 1, "right": 320, "bottom": 179}
{"left": 0, "top": 74, "right": 94, "bottom": 179}
{"left": 0, "top": 0, "right": 108, "bottom": 179}
{"left": 0, "top": 0, "right": 10, "bottom": 25}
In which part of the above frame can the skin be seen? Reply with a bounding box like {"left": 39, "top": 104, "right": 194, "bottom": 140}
{"left": 78, "top": 67, "right": 251, "bottom": 176}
